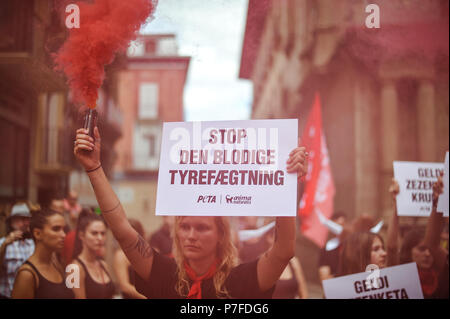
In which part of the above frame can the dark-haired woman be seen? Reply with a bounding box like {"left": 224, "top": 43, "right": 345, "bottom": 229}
{"left": 70, "top": 210, "right": 115, "bottom": 299}
{"left": 395, "top": 176, "right": 448, "bottom": 298}
{"left": 339, "top": 177, "right": 448, "bottom": 298}
{"left": 338, "top": 232, "right": 387, "bottom": 276}
{"left": 12, "top": 209, "right": 74, "bottom": 299}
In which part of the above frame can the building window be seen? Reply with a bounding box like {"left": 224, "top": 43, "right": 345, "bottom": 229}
{"left": 157, "top": 37, "right": 178, "bottom": 55}
{"left": 0, "top": 118, "right": 28, "bottom": 200}
{"left": 145, "top": 134, "right": 156, "bottom": 158}
{"left": 36, "top": 92, "right": 69, "bottom": 168}
{"left": 145, "top": 40, "right": 157, "bottom": 55}
{"left": 133, "top": 124, "right": 161, "bottom": 170}
{"left": 138, "top": 82, "right": 159, "bottom": 119}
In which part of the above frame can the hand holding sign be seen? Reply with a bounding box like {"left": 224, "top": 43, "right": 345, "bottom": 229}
{"left": 432, "top": 175, "right": 444, "bottom": 210}
{"left": 389, "top": 178, "right": 399, "bottom": 202}
{"left": 286, "top": 146, "right": 309, "bottom": 180}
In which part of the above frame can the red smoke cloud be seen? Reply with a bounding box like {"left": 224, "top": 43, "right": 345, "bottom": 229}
{"left": 54, "top": 0, "right": 157, "bottom": 108}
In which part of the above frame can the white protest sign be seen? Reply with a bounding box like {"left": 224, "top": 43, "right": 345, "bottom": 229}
{"left": 393, "top": 161, "right": 444, "bottom": 217}
{"left": 437, "top": 152, "right": 449, "bottom": 217}
{"left": 155, "top": 119, "right": 298, "bottom": 216}
{"left": 322, "top": 263, "right": 424, "bottom": 299}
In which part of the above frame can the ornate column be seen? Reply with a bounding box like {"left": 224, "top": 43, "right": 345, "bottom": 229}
{"left": 416, "top": 79, "right": 437, "bottom": 162}
{"left": 380, "top": 79, "right": 399, "bottom": 216}
{"left": 354, "top": 79, "right": 378, "bottom": 217}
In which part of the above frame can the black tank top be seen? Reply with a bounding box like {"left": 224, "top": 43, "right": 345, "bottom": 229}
{"left": 272, "top": 262, "right": 299, "bottom": 299}
{"left": 76, "top": 257, "right": 115, "bottom": 299}
{"left": 24, "top": 261, "right": 74, "bottom": 299}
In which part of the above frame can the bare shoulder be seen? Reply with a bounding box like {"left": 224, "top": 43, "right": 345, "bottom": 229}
{"left": 15, "top": 263, "right": 38, "bottom": 287}
{"left": 12, "top": 264, "right": 38, "bottom": 299}
{"left": 17, "top": 263, "right": 37, "bottom": 280}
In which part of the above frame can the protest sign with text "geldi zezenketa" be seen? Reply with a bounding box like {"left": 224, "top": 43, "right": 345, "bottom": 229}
{"left": 155, "top": 119, "right": 298, "bottom": 216}
{"left": 322, "top": 263, "right": 424, "bottom": 299}
{"left": 393, "top": 161, "right": 444, "bottom": 217}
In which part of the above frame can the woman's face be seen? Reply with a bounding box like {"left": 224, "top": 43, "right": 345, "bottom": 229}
{"left": 177, "top": 217, "right": 219, "bottom": 262}
{"left": 370, "top": 236, "right": 387, "bottom": 268}
{"left": 412, "top": 242, "right": 434, "bottom": 269}
{"left": 80, "top": 221, "right": 106, "bottom": 255}
{"left": 38, "top": 214, "right": 66, "bottom": 251}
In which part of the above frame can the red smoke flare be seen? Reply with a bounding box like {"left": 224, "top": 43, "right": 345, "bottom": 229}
{"left": 54, "top": 0, "right": 157, "bottom": 108}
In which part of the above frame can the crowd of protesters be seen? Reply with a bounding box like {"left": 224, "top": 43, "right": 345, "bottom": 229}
{"left": 0, "top": 126, "right": 447, "bottom": 299}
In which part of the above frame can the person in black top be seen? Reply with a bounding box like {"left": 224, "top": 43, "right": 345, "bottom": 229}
{"left": 12, "top": 209, "right": 74, "bottom": 299}
{"left": 387, "top": 176, "right": 448, "bottom": 299}
{"left": 149, "top": 216, "right": 174, "bottom": 256}
{"left": 318, "top": 211, "right": 347, "bottom": 282}
{"left": 74, "top": 126, "right": 308, "bottom": 299}
{"left": 70, "top": 210, "right": 115, "bottom": 299}
{"left": 136, "top": 216, "right": 273, "bottom": 298}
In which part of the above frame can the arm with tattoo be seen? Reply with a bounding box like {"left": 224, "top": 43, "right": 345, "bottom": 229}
{"left": 74, "top": 127, "right": 155, "bottom": 280}
{"left": 127, "top": 234, "right": 153, "bottom": 258}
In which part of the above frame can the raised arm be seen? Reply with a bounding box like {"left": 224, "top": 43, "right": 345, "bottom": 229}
{"left": 424, "top": 176, "right": 447, "bottom": 270}
{"left": 386, "top": 178, "right": 400, "bottom": 266}
{"left": 256, "top": 146, "right": 307, "bottom": 291}
{"left": 74, "top": 127, "right": 154, "bottom": 280}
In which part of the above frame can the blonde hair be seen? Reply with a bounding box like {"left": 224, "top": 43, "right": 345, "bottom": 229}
{"left": 173, "top": 216, "right": 238, "bottom": 298}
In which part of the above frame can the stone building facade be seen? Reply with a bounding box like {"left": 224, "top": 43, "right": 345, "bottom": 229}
{"left": 240, "top": 0, "right": 449, "bottom": 283}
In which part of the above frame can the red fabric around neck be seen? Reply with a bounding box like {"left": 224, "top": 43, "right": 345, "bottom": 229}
{"left": 184, "top": 259, "right": 218, "bottom": 299}
{"left": 418, "top": 268, "right": 438, "bottom": 298}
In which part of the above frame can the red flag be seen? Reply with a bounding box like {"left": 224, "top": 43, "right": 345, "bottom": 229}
{"left": 299, "top": 94, "right": 336, "bottom": 248}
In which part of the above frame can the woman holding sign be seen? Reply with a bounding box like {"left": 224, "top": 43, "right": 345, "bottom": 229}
{"left": 339, "top": 177, "right": 448, "bottom": 298}
{"left": 73, "top": 127, "right": 308, "bottom": 298}
{"left": 396, "top": 176, "right": 448, "bottom": 298}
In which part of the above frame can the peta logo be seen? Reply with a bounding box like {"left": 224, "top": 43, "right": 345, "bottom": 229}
{"left": 197, "top": 195, "right": 216, "bottom": 203}
{"left": 225, "top": 195, "right": 252, "bottom": 205}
